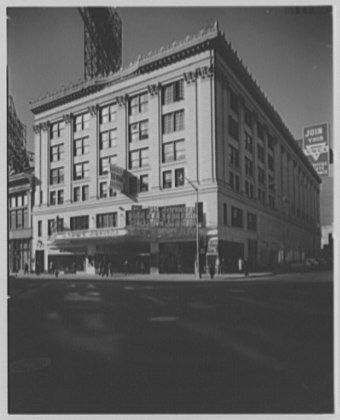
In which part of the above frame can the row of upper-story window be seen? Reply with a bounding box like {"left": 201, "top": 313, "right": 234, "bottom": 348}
{"left": 47, "top": 166, "right": 186, "bottom": 207}
{"left": 49, "top": 137, "right": 186, "bottom": 185}
{"left": 49, "top": 80, "right": 185, "bottom": 140}
{"left": 9, "top": 208, "right": 29, "bottom": 230}
{"left": 9, "top": 193, "right": 28, "bottom": 208}
{"left": 228, "top": 145, "right": 274, "bottom": 177}
{"left": 222, "top": 202, "right": 258, "bottom": 231}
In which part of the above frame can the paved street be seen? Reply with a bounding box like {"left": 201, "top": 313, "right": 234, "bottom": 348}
{"left": 8, "top": 271, "right": 333, "bottom": 414}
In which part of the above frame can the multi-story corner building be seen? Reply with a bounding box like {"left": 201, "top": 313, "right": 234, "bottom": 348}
{"left": 30, "top": 22, "right": 321, "bottom": 275}
{"left": 8, "top": 169, "right": 35, "bottom": 273}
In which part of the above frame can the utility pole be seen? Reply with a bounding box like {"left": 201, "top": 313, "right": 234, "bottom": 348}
{"left": 186, "top": 177, "right": 200, "bottom": 278}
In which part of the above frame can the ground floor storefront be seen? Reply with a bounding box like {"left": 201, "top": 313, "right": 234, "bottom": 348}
{"left": 9, "top": 238, "right": 32, "bottom": 274}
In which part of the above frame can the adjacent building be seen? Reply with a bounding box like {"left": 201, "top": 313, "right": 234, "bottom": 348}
{"left": 8, "top": 169, "right": 35, "bottom": 274}
{"left": 30, "top": 22, "right": 321, "bottom": 275}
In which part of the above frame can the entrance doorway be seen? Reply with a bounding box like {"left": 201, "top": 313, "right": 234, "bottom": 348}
{"left": 35, "top": 250, "right": 44, "bottom": 274}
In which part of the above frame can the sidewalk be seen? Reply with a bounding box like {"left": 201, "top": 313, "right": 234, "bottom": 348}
{"left": 11, "top": 271, "right": 274, "bottom": 282}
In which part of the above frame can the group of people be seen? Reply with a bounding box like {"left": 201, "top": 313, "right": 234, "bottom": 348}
{"left": 208, "top": 257, "right": 249, "bottom": 279}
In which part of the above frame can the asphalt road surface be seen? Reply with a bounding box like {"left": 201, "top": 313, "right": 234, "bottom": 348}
{"left": 8, "top": 271, "right": 333, "bottom": 414}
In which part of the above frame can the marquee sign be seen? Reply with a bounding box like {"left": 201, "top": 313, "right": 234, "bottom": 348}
{"left": 303, "top": 123, "right": 329, "bottom": 177}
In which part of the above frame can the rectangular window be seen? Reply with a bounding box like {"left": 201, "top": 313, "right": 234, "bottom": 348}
{"left": 99, "top": 155, "right": 117, "bottom": 175}
{"left": 100, "top": 103, "right": 117, "bottom": 124}
{"left": 74, "top": 137, "right": 89, "bottom": 156}
{"left": 70, "top": 215, "right": 89, "bottom": 231}
{"left": 244, "top": 107, "right": 252, "bottom": 127}
{"left": 163, "top": 170, "right": 172, "bottom": 189}
{"left": 258, "top": 167, "right": 265, "bottom": 185}
{"left": 50, "top": 167, "right": 64, "bottom": 185}
{"left": 258, "top": 188, "right": 266, "bottom": 205}
{"left": 58, "top": 190, "right": 64, "bottom": 205}
{"left": 162, "top": 139, "right": 185, "bottom": 163}
{"left": 38, "top": 220, "right": 42, "bottom": 237}
{"left": 175, "top": 168, "right": 185, "bottom": 187}
{"left": 16, "top": 210, "right": 23, "bottom": 229}
{"left": 228, "top": 145, "right": 239, "bottom": 168}
{"left": 257, "top": 121, "right": 264, "bottom": 140}
{"left": 257, "top": 144, "right": 264, "bottom": 163}
{"left": 229, "top": 171, "right": 240, "bottom": 192}
{"left": 17, "top": 195, "right": 23, "bottom": 207}
{"left": 10, "top": 211, "right": 16, "bottom": 229}
{"left": 50, "top": 144, "right": 64, "bottom": 162}
{"left": 73, "top": 161, "right": 89, "bottom": 180}
{"left": 162, "top": 79, "right": 184, "bottom": 105}
{"left": 129, "top": 120, "right": 149, "bottom": 142}
{"left": 244, "top": 132, "right": 253, "bottom": 153}
{"left": 268, "top": 135, "right": 274, "bottom": 151}
{"left": 247, "top": 212, "right": 257, "bottom": 231}
{"left": 269, "top": 195, "right": 275, "bottom": 209}
{"left": 162, "top": 110, "right": 184, "bottom": 134}
{"left": 140, "top": 174, "right": 149, "bottom": 192}
{"left": 50, "top": 120, "right": 64, "bottom": 139}
{"left": 56, "top": 217, "right": 64, "bottom": 232}
{"left": 82, "top": 185, "right": 89, "bottom": 201}
{"left": 96, "top": 212, "right": 117, "bottom": 228}
{"left": 100, "top": 129, "right": 117, "bottom": 149}
{"left": 128, "top": 148, "right": 149, "bottom": 170}
{"left": 129, "top": 93, "right": 148, "bottom": 115}
{"left": 245, "top": 157, "right": 254, "bottom": 177}
{"left": 231, "top": 206, "right": 243, "bottom": 228}
{"left": 99, "top": 181, "right": 108, "bottom": 198}
{"left": 245, "top": 180, "right": 254, "bottom": 199}
{"left": 230, "top": 89, "right": 238, "bottom": 113}
{"left": 73, "top": 186, "right": 80, "bottom": 202}
{"left": 223, "top": 203, "right": 227, "bottom": 225}
{"left": 23, "top": 194, "right": 28, "bottom": 206}
{"left": 228, "top": 115, "right": 239, "bottom": 140}
{"left": 23, "top": 209, "right": 28, "bottom": 228}
{"left": 50, "top": 191, "right": 57, "bottom": 206}
{"left": 10, "top": 196, "right": 16, "bottom": 208}
{"left": 74, "top": 112, "right": 90, "bottom": 132}
{"left": 268, "top": 154, "right": 274, "bottom": 171}
{"left": 48, "top": 219, "right": 55, "bottom": 236}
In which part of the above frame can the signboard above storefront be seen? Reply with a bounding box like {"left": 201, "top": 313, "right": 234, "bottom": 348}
{"left": 303, "top": 123, "right": 329, "bottom": 177}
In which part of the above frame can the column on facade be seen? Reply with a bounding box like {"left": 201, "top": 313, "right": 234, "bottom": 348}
{"left": 33, "top": 125, "right": 41, "bottom": 206}
{"left": 39, "top": 122, "right": 50, "bottom": 206}
{"left": 238, "top": 94, "right": 245, "bottom": 193}
{"left": 183, "top": 69, "right": 198, "bottom": 183}
{"left": 147, "top": 83, "right": 161, "bottom": 191}
{"left": 88, "top": 105, "right": 99, "bottom": 201}
{"left": 195, "top": 64, "right": 215, "bottom": 184}
{"left": 62, "top": 113, "right": 73, "bottom": 204}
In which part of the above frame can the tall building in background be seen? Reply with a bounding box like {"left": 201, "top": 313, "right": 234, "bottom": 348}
{"left": 78, "top": 7, "right": 122, "bottom": 80}
{"left": 29, "top": 22, "right": 321, "bottom": 275}
{"left": 7, "top": 92, "right": 32, "bottom": 174}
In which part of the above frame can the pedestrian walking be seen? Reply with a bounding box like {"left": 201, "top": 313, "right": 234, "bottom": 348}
{"left": 209, "top": 263, "right": 215, "bottom": 279}
{"left": 24, "top": 263, "right": 29, "bottom": 275}
{"left": 124, "top": 259, "right": 128, "bottom": 275}
{"left": 243, "top": 259, "right": 249, "bottom": 276}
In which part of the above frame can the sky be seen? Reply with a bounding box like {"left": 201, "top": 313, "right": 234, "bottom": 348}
{"left": 6, "top": 5, "right": 333, "bottom": 154}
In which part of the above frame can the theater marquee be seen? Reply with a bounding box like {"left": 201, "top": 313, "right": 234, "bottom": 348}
{"left": 303, "top": 123, "right": 329, "bottom": 177}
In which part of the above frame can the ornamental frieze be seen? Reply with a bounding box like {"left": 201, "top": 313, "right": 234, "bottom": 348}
{"left": 40, "top": 121, "right": 50, "bottom": 131}
{"left": 183, "top": 71, "right": 197, "bottom": 84}
{"left": 33, "top": 124, "right": 40, "bottom": 134}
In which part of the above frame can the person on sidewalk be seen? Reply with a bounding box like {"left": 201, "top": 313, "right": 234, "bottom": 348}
{"left": 243, "top": 259, "right": 249, "bottom": 277}
{"left": 24, "top": 263, "right": 29, "bottom": 275}
{"left": 209, "top": 263, "right": 215, "bottom": 279}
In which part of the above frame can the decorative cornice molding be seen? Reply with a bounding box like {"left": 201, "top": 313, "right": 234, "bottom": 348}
{"left": 63, "top": 113, "right": 73, "bottom": 125}
{"left": 147, "top": 84, "right": 160, "bottom": 96}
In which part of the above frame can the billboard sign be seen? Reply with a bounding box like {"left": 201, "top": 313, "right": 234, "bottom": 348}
{"left": 110, "top": 164, "right": 124, "bottom": 191}
{"left": 303, "top": 123, "right": 329, "bottom": 177}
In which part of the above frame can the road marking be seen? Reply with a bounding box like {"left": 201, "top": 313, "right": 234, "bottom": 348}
{"left": 148, "top": 316, "right": 179, "bottom": 322}
{"left": 10, "top": 357, "right": 51, "bottom": 374}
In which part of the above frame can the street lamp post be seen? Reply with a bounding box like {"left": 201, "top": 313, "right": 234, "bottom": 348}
{"left": 186, "top": 177, "right": 200, "bottom": 279}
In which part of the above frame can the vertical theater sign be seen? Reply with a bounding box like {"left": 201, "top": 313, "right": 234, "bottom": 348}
{"left": 303, "top": 123, "right": 329, "bottom": 177}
